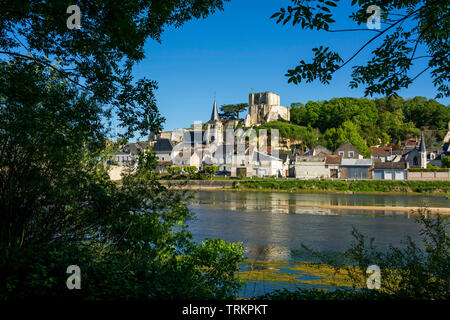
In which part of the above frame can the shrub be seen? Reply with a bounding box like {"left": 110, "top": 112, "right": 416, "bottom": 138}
{"left": 204, "top": 165, "right": 219, "bottom": 177}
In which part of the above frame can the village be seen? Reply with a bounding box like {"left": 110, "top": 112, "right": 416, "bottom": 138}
{"left": 108, "top": 91, "right": 450, "bottom": 181}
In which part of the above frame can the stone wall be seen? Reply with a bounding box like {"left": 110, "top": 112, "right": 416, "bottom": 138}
{"left": 407, "top": 171, "right": 450, "bottom": 180}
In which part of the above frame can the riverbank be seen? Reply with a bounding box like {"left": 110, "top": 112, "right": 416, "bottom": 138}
{"left": 159, "top": 179, "right": 450, "bottom": 197}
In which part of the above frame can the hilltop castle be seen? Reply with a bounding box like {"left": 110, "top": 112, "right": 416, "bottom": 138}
{"left": 244, "top": 92, "right": 290, "bottom": 127}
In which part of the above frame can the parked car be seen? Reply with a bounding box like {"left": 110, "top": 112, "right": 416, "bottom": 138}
{"left": 215, "top": 170, "right": 231, "bottom": 176}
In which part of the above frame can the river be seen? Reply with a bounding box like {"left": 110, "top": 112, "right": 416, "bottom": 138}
{"left": 186, "top": 190, "right": 449, "bottom": 297}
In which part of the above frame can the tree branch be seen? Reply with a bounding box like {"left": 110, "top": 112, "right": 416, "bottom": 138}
{"left": 0, "top": 51, "right": 90, "bottom": 91}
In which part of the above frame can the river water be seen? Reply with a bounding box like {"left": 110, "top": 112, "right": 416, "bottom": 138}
{"left": 186, "top": 190, "right": 449, "bottom": 297}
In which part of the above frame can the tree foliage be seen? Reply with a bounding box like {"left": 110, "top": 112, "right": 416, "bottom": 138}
{"left": 255, "top": 121, "right": 319, "bottom": 148}
{"left": 0, "top": 0, "right": 229, "bottom": 138}
{"left": 290, "top": 96, "right": 447, "bottom": 150}
{"left": 272, "top": 0, "right": 450, "bottom": 98}
{"left": 0, "top": 1, "right": 246, "bottom": 299}
{"left": 442, "top": 156, "right": 450, "bottom": 168}
{"left": 220, "top": 103, "right": 248, "bottom": 120}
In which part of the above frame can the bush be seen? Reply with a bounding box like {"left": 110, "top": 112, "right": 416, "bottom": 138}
{"left": 167, "top": 166, "right": 182, "bottom": 175}
{"left": 183, "top": 166, "right": 197, "bottom": 176}
{"left": 204, "top": 165, "right": 219, "bottom": 177}
{"left": 442, "top": 156, "right": 450, "bottom": 168}
{"left": 1, "top": 239, "right": 245, "bottom": 300}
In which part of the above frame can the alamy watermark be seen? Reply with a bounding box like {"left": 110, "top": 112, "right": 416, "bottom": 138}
{"left": 67, "top": 5, "right": 81, "bottom": 30}
{"left": 366, "top": 264, "right": 381, "bottom": 289}
{"left": 66, "top": 265, "right": 81, "bottom": 289}
{"left": 367, "top": 5, "right": 381, "bottom": 30}
{"left": 168, "top": 122, "right": 280, "bottom": 166}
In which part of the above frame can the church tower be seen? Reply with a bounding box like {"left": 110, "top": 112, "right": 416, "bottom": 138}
{"left": 419, "top": 132, "right": 427, "bottom": 169}
{"left": 205, "top": 97, "right": 223, "bottom": 145}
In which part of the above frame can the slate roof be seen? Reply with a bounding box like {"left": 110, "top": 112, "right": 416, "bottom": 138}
{"left": 419, "top": 132, "right": 426, "bottom": 152}
{"left": 153, "top": 139, "right": 173, "bottom": 152}
{"left": 253, "top": 151, "right": 282, "bottom": 162}
{"left": 210, "top": 97, "right": 220, "bottom": 122}
{"left": 373, "top": 161, "right": 407, "bottom": 170}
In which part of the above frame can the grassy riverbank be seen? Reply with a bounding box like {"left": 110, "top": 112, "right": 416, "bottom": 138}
{"left": 231, "top": 179, "right": 450, "bottom": 196}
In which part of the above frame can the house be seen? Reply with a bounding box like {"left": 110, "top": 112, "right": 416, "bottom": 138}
{"left": 334, "top": 142, "right": 363, "bottom": 159}
{"left": 231, "top": 149, "right": 283, "bottom": 178}
{"left": 293, "top": 155, "right": 328, "bottom": 179}
{"left": 171, "top": 146, "right": 202, "bottom": 169}
{"left": 325, "top": 154, "right": 342, "bottom": 178}
{"left": 278, "top": 153, "right": 290, "bottom": 178}
{"left": 429, "top": 142, "right": 450, "bottom": 167}
{"left": 403, "top": 137, "right": 419, "bottom": 152}
{"left": 204, "top": 144, "right": 234, "bottom": 172}
{"left": 340, "top": 159, "right": 373, "bottom": 179}
{"left": 110, "top": 151, "right": 135, "bottom": 166}
{"left": 122, "top": 141, "right": 150, "bottom": 155}
{"left": 370, "top": 147, "right": 393, "bottom": 162}
{"left": 151, "top": 138, "right": 175, "bottom": 173}
{"left": 153, "top": 139, "right": 174, "bottom": 162}
{"left": 304, "top": 145, "right": 331, "bottom": 157}
{"left": 372, "top": 161, "right": 408, "bottom": 180}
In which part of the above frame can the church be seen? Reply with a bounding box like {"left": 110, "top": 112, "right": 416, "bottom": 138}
{"left": 402, "top": 132, "right": 427, "bottom": 168}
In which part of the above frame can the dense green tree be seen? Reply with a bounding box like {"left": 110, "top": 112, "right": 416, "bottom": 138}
{"left": 220, "top": 103, "right": 248, "bottom": 120}
{"left": 0, "top": 0, "right": 246, "bottom": 299}
{"left": 0, "top": 0, "right": 229, "bottom": 138}
{"left": 0, "top": 61, "right": 244, "bottom": 299}
{"left": 289, "top": 96, "right": 447, "bottom": 146}
{"left": 272, "top": 1, "right": 449, "bottom": 98}
{"left": 403, "top": 97, "right": 450, "bottom": 130}
{"left": 442, "top": 156, "right": 450, "bottom": 168}
{"left": 323, "top": 121, "right": 370, "bottom": 157}
{"left": 255, "top": 121, "right": 319, "bottom": 148}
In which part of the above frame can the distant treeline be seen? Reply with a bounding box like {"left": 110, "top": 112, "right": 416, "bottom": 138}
{"left": 253, "top": 96, "right": 449, "bottom": 156}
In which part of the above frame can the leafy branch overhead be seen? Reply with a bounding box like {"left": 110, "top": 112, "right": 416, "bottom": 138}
{"left": 0, "top": 0, "right": 230, "bottom": 138}
{"left": 272, "top": 0, "right": 450, "bottom": 98}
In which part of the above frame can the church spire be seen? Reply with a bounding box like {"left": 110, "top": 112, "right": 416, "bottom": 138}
{"left": 210, "top": 97, "right": 220, "bottom": 122}
{"left": 420, "top": 131, "right": 426, "bottom": 153}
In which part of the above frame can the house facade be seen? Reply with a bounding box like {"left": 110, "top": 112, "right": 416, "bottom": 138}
{"left": 334, "top": 142, "right": 363, "bottom": 159}
{"left": 372, "top": 161, "right": 408, "bottom": 180}
{"left": 340, "top": 159, "right": 373, "bottom": 179}
{"left": 293, "top": 155, "right": 328, "bottom": 179}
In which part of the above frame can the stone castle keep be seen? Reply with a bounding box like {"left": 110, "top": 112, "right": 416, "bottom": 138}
{"left": 244, "top": 92, "right": 290, "bottom": 127}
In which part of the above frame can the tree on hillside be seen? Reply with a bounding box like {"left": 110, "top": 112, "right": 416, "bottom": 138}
{"left": 323, "top": 121, "right": 370, "bottom": 157}
{"left": 403, "top": 97, "right": 450, "bottom": 130}
{"left": 220, "top": 103, "right": 249, "bottom": 120}
{"left": 272, "top": 1, "right": 449, "bottom": 98}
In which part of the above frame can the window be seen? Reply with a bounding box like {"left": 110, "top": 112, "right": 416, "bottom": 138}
{"left": 349, "top": 151, "right": 354, "bottom": 158}
{"left": 338, "top": 151, "right": 344, "bottom": 156}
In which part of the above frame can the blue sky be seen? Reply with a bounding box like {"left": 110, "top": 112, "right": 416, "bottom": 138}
{"left": 131, "top": 0, "right": 448, "bottom": 136}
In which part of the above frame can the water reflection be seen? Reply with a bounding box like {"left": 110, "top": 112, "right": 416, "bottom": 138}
{"left": 186, "top": 190, "right": 448, "bottom": 296}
